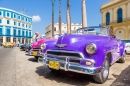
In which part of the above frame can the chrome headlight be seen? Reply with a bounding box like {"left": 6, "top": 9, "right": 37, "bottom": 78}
{"left": 86, "top": 43, "right": 97, "bottom": 54}
{"left": 41, "top": 43, "right": 46, "bottom": 50}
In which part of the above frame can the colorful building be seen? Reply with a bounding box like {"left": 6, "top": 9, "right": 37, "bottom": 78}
{"left": 45, "top": 23, "right": 82, "bottom": 38}
{"left": 101, "top": 0, "right": 130, "bottom": 40}
{"left": 0, "top": 7, "right": 32, "bottom": 43}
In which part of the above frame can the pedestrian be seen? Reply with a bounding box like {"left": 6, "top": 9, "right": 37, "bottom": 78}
{"left": 35, "top": 32, "right": 43, "bottom": 42}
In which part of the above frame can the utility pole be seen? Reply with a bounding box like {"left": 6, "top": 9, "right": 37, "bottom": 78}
{"left": 59, "top": 0, "right": 62, "bottom": 35}
{"left": 51, "top": 0, "right": 55, "bottom": 37}
{"left": 67, "top": 0, "right": 71, "bottom": 34}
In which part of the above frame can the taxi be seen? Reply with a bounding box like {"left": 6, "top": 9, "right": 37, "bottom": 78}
{"left": 3, "top": 42, "right": 14, "bottom": 48}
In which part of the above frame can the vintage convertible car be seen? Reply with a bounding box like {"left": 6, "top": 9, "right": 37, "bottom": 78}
{"left": 38, "top": 26, "right": 125, "bottom": 83}
{"left": 121, "top": 40, "right": 130, "bottom": 54}
{"left": 3, "top": 42, "right": 14, "bottom": 48}
{"left": 29, "top": 34, "right": 61, "bottom": 60}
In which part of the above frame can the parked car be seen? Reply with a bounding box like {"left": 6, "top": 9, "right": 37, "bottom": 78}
{"left": 0, "top": 42, "right": 3, "bottom": 46}
{"left": 121, "top": 40, "right": 130, "bottom": 54}
{"left": 3, "top": 42, "right": 14, "bottom": 48}
{"left": 20, "top": 44, "right": 27, "bottom": 51}
{"left": 25, "top": 44, "right": 31, "bottom": 52}
{"left": 38, "top": 26, "right": 125, "bottom": 84}
{"left": 29, "top": 34, "right": 62, "bottom": 60}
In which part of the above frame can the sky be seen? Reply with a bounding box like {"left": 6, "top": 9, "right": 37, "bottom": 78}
{"left": 0, "top": 0, "right": 109, "bottom": 34}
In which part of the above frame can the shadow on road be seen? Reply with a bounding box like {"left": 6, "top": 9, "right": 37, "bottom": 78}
{"left": 28, "top": 58, "right": 37, "bottom": 62}
{"left": 35, "top": 66, "right": 97, "bottom": 86}
{"left": 111, "top": 65, "right": 130, "bottom": 86}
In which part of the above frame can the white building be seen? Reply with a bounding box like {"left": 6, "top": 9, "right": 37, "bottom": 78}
{"left": 45, "top": 23, "right": 82, "bottom": 38}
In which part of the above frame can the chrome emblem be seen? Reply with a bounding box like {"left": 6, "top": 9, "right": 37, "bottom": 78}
{"left": 56, "top": 44, "right": 67, "bottom": 48}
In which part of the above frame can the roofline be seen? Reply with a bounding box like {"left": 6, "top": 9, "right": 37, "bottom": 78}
{"left": 0, "top": 7, "right": 32, "bottom": 18}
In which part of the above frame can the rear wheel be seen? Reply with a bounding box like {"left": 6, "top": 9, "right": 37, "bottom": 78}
{"left": 93, "top": 58, "right": 110, "bottom": 84}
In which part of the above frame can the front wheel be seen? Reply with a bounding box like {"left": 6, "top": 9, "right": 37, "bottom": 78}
{"left": 93, "top": 58, "right": 110, "bottom": 84}
{"left": 35, "top": 56, "right": 39, "bottom": 60}
{"left": 118, "top": 52, "right": 125, "bottom": 63}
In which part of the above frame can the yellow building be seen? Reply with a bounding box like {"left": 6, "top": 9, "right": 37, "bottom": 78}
{"left": 101, "top": 0, "right": 130, "bottom": 40}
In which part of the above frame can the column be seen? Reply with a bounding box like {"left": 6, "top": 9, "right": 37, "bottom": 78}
{"left": 11, "top": 37, "right": 13, "bottom": 43}
{"left": 24, "top": 38, "right": 26, "bottom": 44}
{"left": 125, "top": 26, "right": 129, "bottom": 39}
{"left": 3, "top": 36, "right": 6, "bottom": 43}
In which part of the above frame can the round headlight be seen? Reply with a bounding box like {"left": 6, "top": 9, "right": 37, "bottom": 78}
{"left": 86, "top": 43, "right": 96, "bottom": 54}
{"left": 41, "top": 43, "right": 46, "bottom": 50}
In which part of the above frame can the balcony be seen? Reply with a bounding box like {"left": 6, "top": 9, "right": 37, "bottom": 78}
{"left": 102, "top": 17, "right": 130, "bottom": 26}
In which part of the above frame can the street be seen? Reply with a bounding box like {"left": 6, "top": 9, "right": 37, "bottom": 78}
{"left": 0, "top": 47, "right": 130, "bottom": 86}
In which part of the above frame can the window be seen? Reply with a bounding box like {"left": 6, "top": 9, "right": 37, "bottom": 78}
{"left": 117, "top": 8, "right": 123, "bottom": 23}
{"left": 18, "top": 30, "right": 21, "bottom": 36}
{"left": 18, "top": 23, "right": 20, "bottom": 26}
{"left": 0, "top": 28, "right": 2, "bottom": 34}
{"left": 14, "top": 22, "right": 16, "bottom": 25}
{"left": 22, "top": 24, "right": 24, "bottom": 27}
{"left": 26, "top": 25, "right": 27, "bottom": 28}
{"left": 26, "top": 18, "right": 28, "bottom": 22}
{"left": 29, "top": 25, "right": 31, "bottom": 28}
{"left": 106, "top": 12, "right": 110, "bottom": 25}
{"left": 7, "top": 12, "right": 10, "bottom": 17}
{"left": 7, "top": 20, "right": 10, "bottom": 24}
{"left": 18, "top": 15, "right": 20, "bottom": 19}
{"left": 14, "top": 14, "right": 16, "bottom": 18}
{"left": 26, "top": 31, "right": 28, "bottom": 37}
{"left": 22, "top": 16, "right": 24, "bottom": 20}
{"left": 29, "top": 32, "right": 31, "bottom": 37}
{"left": 13, "top": 29, "right": 16, "bottom": 36}
{"left": 7, "top": 29, "right": 10, "bottom": 35}
{"left": 54, "top": 27, "right": 56, "bottom": 31}
{"left": 0, "top": 19, "right": 2, "bottom": 23}
{"left": 22, "top": 30, "right": 24, "bottom": 36}
{"left": 0, "top": 11, "right": 2, "bottom": 16}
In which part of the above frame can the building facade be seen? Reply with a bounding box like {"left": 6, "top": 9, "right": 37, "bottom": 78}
{"left": 101, "top": 0, "right": 130, "bottom": 40}
{"left": 45, "top": 23, "right": 82, "bottom": 38}
{"left": 0, "top": 7, "right": 32, "bottom": 43}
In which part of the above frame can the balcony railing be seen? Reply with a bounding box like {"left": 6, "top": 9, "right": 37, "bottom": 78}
{"left": 102, "top": 17, "right": 130, "bottom": 26}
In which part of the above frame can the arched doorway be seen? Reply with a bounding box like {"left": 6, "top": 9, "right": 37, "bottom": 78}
{"left": 115, "top": 29, "right": 125, "bottom": 39}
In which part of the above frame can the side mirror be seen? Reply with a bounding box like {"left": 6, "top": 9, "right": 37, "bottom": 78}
{"left": 111, "top": 35, "right": 116, "bottom": 38}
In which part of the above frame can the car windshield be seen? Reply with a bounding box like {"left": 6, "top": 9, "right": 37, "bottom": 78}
{"left": 53, "top": 34, "right": 63, "bottom": 39}
{"left": 75, "top": 26, "right": 109, "bottom": 36}
{"left": 121, "top": 40, "right": 130, "bottom": 43}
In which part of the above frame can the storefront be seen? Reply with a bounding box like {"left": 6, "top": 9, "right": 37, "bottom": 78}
{"left": 0, "top": 37, "right": 3, "bottom": 42}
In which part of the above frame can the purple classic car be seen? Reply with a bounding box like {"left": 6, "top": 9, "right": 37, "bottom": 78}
{"left": 38, "top": 26, "right": 125, "bottom": 83}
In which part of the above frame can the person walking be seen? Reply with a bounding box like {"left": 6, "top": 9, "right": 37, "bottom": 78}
{"left": 35, "top": 32, "right": 43, "bottom": 42}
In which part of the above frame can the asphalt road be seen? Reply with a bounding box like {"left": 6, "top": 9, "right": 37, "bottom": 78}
{"left": 0, "top": 47, "right": 16, "bottom": 86}
{"left": 0, "top": 47, "right": 130, "bottom": 86}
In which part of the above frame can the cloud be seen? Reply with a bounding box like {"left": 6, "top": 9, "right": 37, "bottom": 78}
{"left": 32, "top": 15, "right": 41, "bottom": 22}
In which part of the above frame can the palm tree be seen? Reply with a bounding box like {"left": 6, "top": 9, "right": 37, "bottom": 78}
{"left": 59, "top": 0, "right": 62, "bottom": 35}
{"left": 82, "top": 0, "right": 87, "bottom": 27}
{"left": 51, "top": 0, "right": 55, "bottom": 37}
{"left": 67, "top": 0, "right": 71, "bottom": 34}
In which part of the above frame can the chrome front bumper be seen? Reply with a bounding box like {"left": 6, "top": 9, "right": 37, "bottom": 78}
{"left": 38, "top": 56, "right": 102, "bottom": 75}
{"left": 28, "top": 50, "right": 42, "bottom": 56}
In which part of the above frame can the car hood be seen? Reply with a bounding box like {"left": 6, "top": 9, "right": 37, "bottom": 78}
{"left": 55, "top": 34, "right": 109, "bottom": 51}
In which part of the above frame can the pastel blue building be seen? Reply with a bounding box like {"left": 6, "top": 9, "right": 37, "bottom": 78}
{"left": 0, "top": 7, "right": 32, "bottom": 44}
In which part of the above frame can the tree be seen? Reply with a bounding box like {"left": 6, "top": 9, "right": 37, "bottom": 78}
{"left": 67, "top": 0, "right": 71, "bottom": 34}
{"left": 51, "top": 0, "right": 55, "bottom": 37}
{"left": 82, "top": 0, "right": 87, "bottom": 28}
{"left": 59, "top": 0, "right": 62, "bottom": 35}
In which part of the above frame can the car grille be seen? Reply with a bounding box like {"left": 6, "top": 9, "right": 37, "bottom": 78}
{"left": 32, "top": 47, "right": 41, "bottom": 51}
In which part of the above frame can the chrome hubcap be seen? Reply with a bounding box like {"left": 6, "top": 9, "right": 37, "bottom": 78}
{"left": 103, "top": 60, "right": 109, "bottom": 78}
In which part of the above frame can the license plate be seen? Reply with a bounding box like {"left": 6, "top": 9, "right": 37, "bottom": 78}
{"left": 49, "top": 61, "right": 59, "bottom": 70}
{"left": 33, "top": 52, "right": 38, "bottom": 56}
